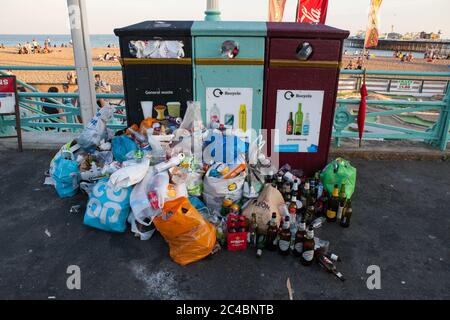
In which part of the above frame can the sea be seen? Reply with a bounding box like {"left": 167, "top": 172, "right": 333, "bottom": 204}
{"left": 0, "top": 34, "right": 424, "bottom": 58}
{"left": 0, "top": 34, "right": 119, "bottom": 48}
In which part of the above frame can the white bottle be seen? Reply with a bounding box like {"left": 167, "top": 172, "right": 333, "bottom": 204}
{"left": 303, "top": 113, "right": 310, "bottom": 136}
{"left": 209, "top": 103, "right": 220, "bottom": 129}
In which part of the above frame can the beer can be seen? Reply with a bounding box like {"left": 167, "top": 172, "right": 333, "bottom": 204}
{"left": 224, "top": 114, "right": 234, "bottom": 126}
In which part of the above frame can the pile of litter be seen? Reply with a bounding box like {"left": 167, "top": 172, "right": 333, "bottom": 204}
{"left": 45, "top": 100, "right": 356, "bottom": 280}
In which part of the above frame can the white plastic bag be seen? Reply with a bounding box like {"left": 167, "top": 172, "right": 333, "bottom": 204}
{"left": 127, "top": 211, "right": 156, "bottom": 241}
{"left": 129, "top": 167, "right": 159, "bottom": 224}
{"left": 203, "top": 164, "right": 247, "bottom": 212}
{"left": 78, "top": 104, "right": 115, "bottom": 152}
{"left": 108, "top": 157, "right": 150, "bottom": 189}
{"left": 147, "top": 171, "right": 170, "bottom": 209}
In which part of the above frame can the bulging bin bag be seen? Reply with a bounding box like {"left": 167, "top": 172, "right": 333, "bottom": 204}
{"left": 111, "top": 135, "right": 138, "bottom": 162}
{"left": 83, "top": 179, "right": 132, "bottom": 232}
{"left": 51, "top": 156, "right": 80, "bottom": 198}
{"left": 153, "top": 197, "right": 216, "bottom": 266}
{"left": 202, "top": 165, "right": 247, "bottom": 213}
{"left": 242, "top": 184, "right": 284, "bottom": 234}
{"left": 320, "top": 157, "right": 357, "bottom": 199}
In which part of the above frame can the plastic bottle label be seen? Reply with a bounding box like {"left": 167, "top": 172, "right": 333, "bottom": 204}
{"left": 337, "top": 206, "right": 344, "bottom": 220}
{"left": 278, "top": 239, "right": 290, "bottom": 251}
{"left": 302, "top": 250, "right": 314, "bottom": 261}
{"left": 326, "top": 209, "right": 336, "bottom": 219}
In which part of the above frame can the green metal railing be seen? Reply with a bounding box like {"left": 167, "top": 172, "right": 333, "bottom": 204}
{"left": 0, "top": 66, "right": 449, "bottom": 150}
{"left": 0, "top": 66, "right": 126, "bottom": 134}
{"left": 335, "top": 70, "right": 450, "bottom": 151}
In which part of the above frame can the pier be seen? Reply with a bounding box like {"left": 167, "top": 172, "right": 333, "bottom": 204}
{"left": 345, "top": 38, "right": 450, "bottom": 55}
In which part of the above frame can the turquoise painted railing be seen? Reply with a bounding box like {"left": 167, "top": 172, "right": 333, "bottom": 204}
{"left": 0, "top": 66, "right": 126, "bottom": 134}
{"left": 0, "top": 66, "right": 449, "bottom": 150}
{"left": 335, "top": 70, "right": 450, "bottom": 151}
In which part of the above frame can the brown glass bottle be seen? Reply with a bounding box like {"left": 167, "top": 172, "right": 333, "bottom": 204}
{"left": 337, "top": 184, "right": 347, "bottom": 222}
{"left": 326, "top": 185, "right": 339, "bottom": 222}
{"left": 293, "top": 216, "right": 306, "bottom": 257}
{"left": 266, "top": 212, "right": 279, "bottom": 251}
{"left": 286, "top": 112, "right": 294, "bottom": 135}
{"left": 300, "top": 226, "right": 315, "bottom": 266}
{"left": 278, "top": 216, "right": 291, "bottom": 256}
{"left": 340, "top": 199, "right": 352, "bottom": 228}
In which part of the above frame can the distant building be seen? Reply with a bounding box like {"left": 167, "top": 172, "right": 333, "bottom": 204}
{"left": 420, "top": 31, "right": 441, "bottom": 40}
{"left": 387, "top": 32, "right": 402, "bottom": 40}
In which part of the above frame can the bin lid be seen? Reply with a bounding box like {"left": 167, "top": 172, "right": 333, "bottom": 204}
{"left": 192, "top": 21, "right": 266, "bottom": 36}
{"left": 267, "top": 22, "right": 349, "bottom": 40}
{"left": 114, "top": 21, "right": 193, "bottom": 37}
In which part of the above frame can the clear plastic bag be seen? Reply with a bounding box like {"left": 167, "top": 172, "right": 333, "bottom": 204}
{"left": 108, "top": 157, "right": 150, "bottom": 189}
{"left": 78, "top": 104, "right": 115, "bottom": 152}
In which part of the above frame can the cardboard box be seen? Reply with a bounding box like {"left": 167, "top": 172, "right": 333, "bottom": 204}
{"left": 227, "top": 232, "right": 248, "bottom": 251}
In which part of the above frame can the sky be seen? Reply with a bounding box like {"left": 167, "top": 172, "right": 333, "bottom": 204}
{"left": 0, "top": 0, "right": 449, "bottom": 37}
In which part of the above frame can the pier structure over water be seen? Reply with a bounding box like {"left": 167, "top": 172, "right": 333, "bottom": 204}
{"left": 346, "top": 38, "right": 450, "bottom": 55}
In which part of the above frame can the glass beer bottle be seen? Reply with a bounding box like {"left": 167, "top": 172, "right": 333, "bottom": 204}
{"left": 300, "top": 226, "right": 315, "bottom": 266}
{"left": 326, "top": 185, "right": 339, "bottom": 222}
{"left": 278, "top": 216, "right": 291, "bottom": 256}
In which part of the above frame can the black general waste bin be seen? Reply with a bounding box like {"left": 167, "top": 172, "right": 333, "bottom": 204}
{"left": 114, "top": 21, "right": 194, "bottom": 126}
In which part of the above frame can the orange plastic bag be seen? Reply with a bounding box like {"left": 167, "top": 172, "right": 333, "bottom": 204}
{"left": 153, "top": 197, "right": 216, "bottom": 266}
{"left": 139, "top": 117, "right": 158, "bottom": 135}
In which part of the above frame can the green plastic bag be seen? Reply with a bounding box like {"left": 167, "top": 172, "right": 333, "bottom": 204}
{"left": 320, "top": 158, "right": 357, "bottom": 199}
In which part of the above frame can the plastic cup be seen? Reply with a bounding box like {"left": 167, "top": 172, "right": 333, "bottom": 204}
{"left": 167, "top": 101, "right": 181, "bottom": 118}
{"left": 141, "top": 101, "right": 153, "bottom": 119}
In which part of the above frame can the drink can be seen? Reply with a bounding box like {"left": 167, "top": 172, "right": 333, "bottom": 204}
{"left": 148, "top": 191, "right": 159, "bottom": 209}
{"left": 224, "top": 114, "right": 234, "bottom": 126}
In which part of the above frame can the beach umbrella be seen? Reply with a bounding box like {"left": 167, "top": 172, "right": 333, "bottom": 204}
{"left": 357, "top": 71, "right": 368, "bottom": 147}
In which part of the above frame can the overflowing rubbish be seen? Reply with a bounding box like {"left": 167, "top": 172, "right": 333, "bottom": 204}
{"left": 45, "top": 100, "right": 356, "bottom": 277}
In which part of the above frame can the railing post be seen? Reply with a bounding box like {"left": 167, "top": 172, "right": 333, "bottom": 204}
{"left": 67, "top": 0, "right": 96, "bottom": 125}
{"left": 438, "top": 90, "right": 450, "bottom": 151}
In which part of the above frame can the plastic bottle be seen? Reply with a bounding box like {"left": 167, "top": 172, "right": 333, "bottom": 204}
{"left": 154, "top": 153, "right": 185, "bottom": 173}
{"left": 302, "top": 113, "right": 310, "bottom": 136}
{"left": 210, "top": 103, "right": 220, "bottom": 128}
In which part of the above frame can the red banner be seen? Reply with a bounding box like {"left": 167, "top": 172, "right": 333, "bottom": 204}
{"left": 269, "top": 0, "right": 287, "bottom": 22}
{"left": 296, "top": 0, "right": 328, "bottom": 24}
{"left": 364, "top": 0, "right": 383, "bottom": 48}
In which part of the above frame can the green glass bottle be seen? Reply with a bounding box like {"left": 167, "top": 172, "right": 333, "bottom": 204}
{"left": 294, "top": 103, "right": 303, "bottom": 135}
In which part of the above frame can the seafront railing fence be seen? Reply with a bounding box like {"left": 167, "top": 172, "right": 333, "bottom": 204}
{"left": 336, "top": 70, "right": 450, "bottom": 151}
{"left": 0, "top": 66, "right": 449, "bottom": 150}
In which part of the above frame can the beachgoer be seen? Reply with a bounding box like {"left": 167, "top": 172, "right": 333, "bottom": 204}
{"left": 103, "top": 52, "right": 111, "bottom": 61}
{"left": 356, "top": 57, "right": 363, "bottom": 69}
{"left": 94, "top": 74, "right": 110, "bottom": 92}
{"left": 344, "top": 50, "right": 348, "bottom": 55}
{"left": 62, "top": 83, "right": 73, "bottom": 105}
{"left": 111, "top": 53, "right": 118, "bottom": 61}
{"left": 41, "top": 87, "right": 61, "bottom": 130}
{"left": 46, "top": 37, "right": 51, "bottom": 47}
{"left": 32, "top": 39, "right": 39, "bottom": 53}
{"left": 67, "top": 71, "right": 77, "bottom": 85}
{"left": 344, "top": 59, "right": 354, "bottom": 70}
